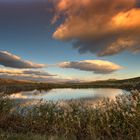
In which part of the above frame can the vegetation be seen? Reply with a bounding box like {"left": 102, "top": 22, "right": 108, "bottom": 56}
{"left": 0, "top": 77, "right": 140, "bottom": 139}
{"left": 0, "top": 77, "right": 140, "bottom": 94}
{"left": 0, "top": 131, "right": 67, "bottom": 140}
{"left": 0, "top": 90, "right": 140, "bottom": 140}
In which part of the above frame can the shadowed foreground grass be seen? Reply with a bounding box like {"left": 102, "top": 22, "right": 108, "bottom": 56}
{"left": 0, "top": 132, "right": 68, "bottom": 140}
{"left": 0, "top": 90, "right": 140, "bottom": 140}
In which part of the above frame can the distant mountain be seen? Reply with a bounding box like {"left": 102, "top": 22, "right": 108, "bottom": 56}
{"left": 0, "top": 76, "right": 140, "bottom": 85}
{"left": 90, "top": 77, "right": 140, "bottom": 83}
{"left": 81, "top": 77, "right": 140, "bottom": 90}
{"left": 0, "top": 76, "right": 140, "bottom": 91}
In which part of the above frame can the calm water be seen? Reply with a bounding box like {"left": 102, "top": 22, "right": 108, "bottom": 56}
{"left": 9, "top": 88, "right": 128, "bottom": 102}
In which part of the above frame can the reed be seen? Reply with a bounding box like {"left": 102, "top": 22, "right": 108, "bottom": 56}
{"left": 0, "top": 90, "right": 140, "bottom": 140}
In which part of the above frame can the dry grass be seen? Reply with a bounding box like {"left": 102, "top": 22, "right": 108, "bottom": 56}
{"left": 0, "top": 90, "right": 140, "bottom": 140}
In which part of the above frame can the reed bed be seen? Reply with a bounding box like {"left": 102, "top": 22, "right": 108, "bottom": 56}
{"left": 0, "top": 90, "right": 140, "bottom": 140}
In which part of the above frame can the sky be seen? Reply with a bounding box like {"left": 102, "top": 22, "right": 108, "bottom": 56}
{"left": 0, "top": 0, "right": 140, "bottom": 82}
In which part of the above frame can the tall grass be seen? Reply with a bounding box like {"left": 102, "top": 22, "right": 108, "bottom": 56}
{"left": 0, "top": 90, "right": 140, "bottom": 140}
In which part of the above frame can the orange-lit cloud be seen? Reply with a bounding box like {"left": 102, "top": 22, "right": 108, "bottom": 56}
{"left": 53, "top": 0, "right": 140, "bottom": 56}
{"left": 58, "top": 60, "right": 123, "bottom": 74}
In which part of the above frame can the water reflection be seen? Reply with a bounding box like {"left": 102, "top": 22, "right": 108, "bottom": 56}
{"left": 9, "top": 88, "right": 128, "bottom": 102}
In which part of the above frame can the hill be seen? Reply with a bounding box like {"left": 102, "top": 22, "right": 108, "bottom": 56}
{"left": 0, "top": 77, "right": 140, "bottom": 94}
{"left": 0, "top": 78, "right": 31, "bottom": 85}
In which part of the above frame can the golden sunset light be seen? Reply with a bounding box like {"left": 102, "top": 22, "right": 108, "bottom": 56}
{"left": 0, "top": 0, "right": 140, "bottom": 139}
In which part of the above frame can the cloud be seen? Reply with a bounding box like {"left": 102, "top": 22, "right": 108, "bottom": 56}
{"left": 0, "top": 69, "right": 56, "bottom": 77}
{"left": 0, "top": 68, "right": 81, "bottom": 83}
{"left": 0, "top": 68, "right": 60, "bottom": 82}
{"left": 0, "top": 51, "right": 45, "bottom": 68}
{"left": 23, "top": 70, "right": 56, "bottom": 76}
{"left": 58, "top": 60, "right": 123, "bottom": 74}
{"left": 52, "top": 0, "right": 140, "bottom": 56}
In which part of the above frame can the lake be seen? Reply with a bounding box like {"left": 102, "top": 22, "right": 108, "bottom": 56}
{"left": 9, "top": 88, "right": 129, "bottom": 103}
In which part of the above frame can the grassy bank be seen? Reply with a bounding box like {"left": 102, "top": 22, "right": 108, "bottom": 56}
{"left": 0, "top": 90, "right": 140, "bottom": 140}
{"left": 0, "top": 77, "right": 140, "bottom": 94}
